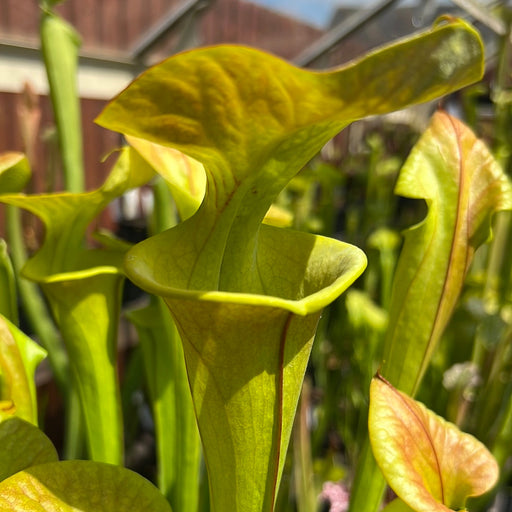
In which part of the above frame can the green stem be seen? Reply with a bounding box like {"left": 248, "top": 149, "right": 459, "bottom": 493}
{"left": 128, "top": 293, "right": 202, "bottom": 509}
{"left": 474, "top": 325, "right": 512, "bottom": 440}
{"left": 61, "top": 396, "right": 85, "bottom": 460}
{"left": 128, "top": 176, "right": 201, "bottom": 508}
{"left": 348, "top": 441, "right": 387, "bottom": 512}
{"left": 491, "top": 387, "right": 512, "bottom": 468}
{"left": 292, "top": 378, "right": 316, "bottom": 512}
{"left": 42, "top": 272, "right": 125, "bottom": 465}
{"left": 470, "top": 390, "right": 512, "bottom": 512}
{"left": 40, "top": 8, "right": 84, "bottom": 193}
{"left": 5, "top": 204, "right": 85, "bottom": 458}
{"left": 157, "top": 299, "right": 201, "bottom": 510}
{"left": 0, "top": 239, "right": 18, "bottom": 325}
{"left": 483, "top": 211, "right": 512, "bottom": 307}
{"left": 151, "top": 176, "right": 177, "bottom": 232}
{"left": 6, "top": 205, "right": 67, "bottom": 385}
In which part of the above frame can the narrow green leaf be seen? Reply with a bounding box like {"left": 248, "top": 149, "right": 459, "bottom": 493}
{"left": 381, "top": 110, "right": 512, "bottom": 394}
{"left": 369, "top": 374, "right": 499, "bottom": 512}
{"left": 292, "top": 379, "right": 317, "bottom": 512}
{"left": 127, "top": 298, "right": 201, "bottom": 511}
{"left": 0, "top": 153, "right": 31, "bottom": 324}
{"left": 0, "top": 460, "right": 172, "bottom": 512}
{"left": 366, "top": 228, "right": 401, "bottom": 310}
{"left": 0, "top": 315, "right": 46, "bottom": 425}
{"left": 492, "top": 388, "right": 512, "bottom": 467}
{"left": 0, "top": 416, "right": 58, "bottom": 482}
{"left": 0, "top": 152, "right": 31, "bottom": 325}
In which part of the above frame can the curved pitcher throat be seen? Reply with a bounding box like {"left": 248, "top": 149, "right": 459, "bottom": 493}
{"left": 178, "top": 174, "right": 289, "bottom": 294}
{"left": 126, "top": 216, "right": 365, "bottom": 311}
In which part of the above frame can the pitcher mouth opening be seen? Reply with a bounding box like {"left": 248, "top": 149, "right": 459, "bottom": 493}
{"left": 124, "top": 235, "right": 367, "bottom": 317}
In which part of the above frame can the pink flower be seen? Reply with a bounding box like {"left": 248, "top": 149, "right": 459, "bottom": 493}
{"left": 319, "top": 481, "right": 350, "bottom": 512}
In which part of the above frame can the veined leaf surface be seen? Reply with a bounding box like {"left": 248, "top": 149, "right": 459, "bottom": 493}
{"left": 381, "top": 111, "right": 512, "bottom": 394}
{"left": 369, "top": 375, "right": 499, "bottom": 512}
{"left": 0, "top": 417, "right": 58, "bottom": 482}
{"left": 0, "top": 460, "right": 172, "bottom": 512}
{"left": 97, "top": 19, "right": 483, "bottom": 295}
{"left": 97, "top": 19, "right": 484, "bottom": 512}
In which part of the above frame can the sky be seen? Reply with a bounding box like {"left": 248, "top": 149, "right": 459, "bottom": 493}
{"left": 247, "top": 0, "right": 420, "bottom": 28}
